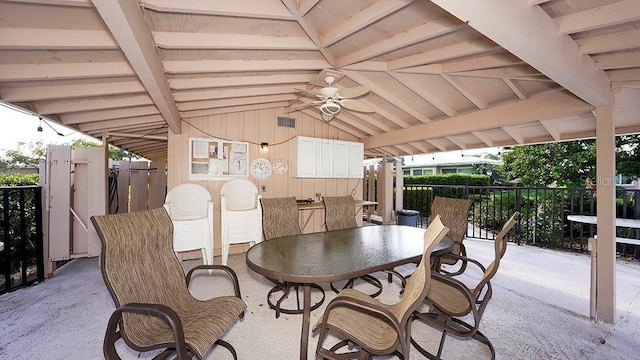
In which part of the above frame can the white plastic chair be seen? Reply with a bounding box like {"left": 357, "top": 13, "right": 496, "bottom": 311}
{"left": 220, "top": 178, "right": 263, "bottom": 266}
{"left": 163, "top": 183, "right": 214, "bottom": 266}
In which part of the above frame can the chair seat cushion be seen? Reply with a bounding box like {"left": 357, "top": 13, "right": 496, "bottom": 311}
{"left": 426, "top": 277, "right": 472, "bottom": 316}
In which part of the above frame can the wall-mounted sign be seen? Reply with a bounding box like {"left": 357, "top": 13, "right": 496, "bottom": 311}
{"left": 189, "top": 137, "right": 248, "bottom": 180}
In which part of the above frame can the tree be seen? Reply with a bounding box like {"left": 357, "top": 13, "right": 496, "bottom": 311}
{"left": 2, "top": 140, "right": 47, "bottom": 169}
{"left": 70, "top": 139, "right": 139, "bottom": 160}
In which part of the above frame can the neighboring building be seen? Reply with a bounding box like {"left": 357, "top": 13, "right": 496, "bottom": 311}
{"left": 401, "top": 156, "right": 502, "bottom": 176}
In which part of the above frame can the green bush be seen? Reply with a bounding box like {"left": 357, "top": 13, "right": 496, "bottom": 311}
{"left": 0, "top": 173, "right": 39, "bottom": 186}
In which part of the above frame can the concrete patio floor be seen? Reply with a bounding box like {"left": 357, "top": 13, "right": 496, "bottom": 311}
{"left": 1, "top": 236, "right": 640, "bottom": 359}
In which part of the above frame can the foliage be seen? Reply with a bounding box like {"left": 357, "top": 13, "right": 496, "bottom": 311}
{"left": 616, "top": 135, "right": 640, "bottom": 179}
{"left": 0, "top": 173, "right": 39, "bottom": 186}
{"left": 70, "top": 139, "right": 138, "bottom": 161}
{"left": 404, "top": 173, "right": 490, "bottom": 187}
{"left": 2, "top": 140, "right": 46, "bottom": 169}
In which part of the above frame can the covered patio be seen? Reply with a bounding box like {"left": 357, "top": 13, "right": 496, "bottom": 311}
{"left": 1, "top": 0, "right": 640, "bottom": 341}
{"left": 1, "top": 237, "right": 639, "bottom": 359}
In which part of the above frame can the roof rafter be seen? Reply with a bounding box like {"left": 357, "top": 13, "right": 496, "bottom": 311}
{"left": 141, "top": 0, "right": 295, "bottom": 20}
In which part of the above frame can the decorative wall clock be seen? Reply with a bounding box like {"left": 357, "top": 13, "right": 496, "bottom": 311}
{"left": 250, "top": 157, "right": 273, "bottom": 180}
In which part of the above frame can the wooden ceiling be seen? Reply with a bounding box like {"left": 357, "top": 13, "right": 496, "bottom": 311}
{"left": 1, "top": 0, "right": 639, "bottom": 161}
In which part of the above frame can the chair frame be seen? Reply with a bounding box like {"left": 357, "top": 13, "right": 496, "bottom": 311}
{"left": 91, "top": 208, "right": 246, "bottom": 360}
{"left": 411, "top": 212, "right": 520, "bottom": 360}
{"left": 429, "top": 196, "right": 473, "bottom": 275}
{"left": 260, "top": 197, "right": 325, "bottom": 318}
{"left": 314, "top": 216, "right": 450, "bottom": 360}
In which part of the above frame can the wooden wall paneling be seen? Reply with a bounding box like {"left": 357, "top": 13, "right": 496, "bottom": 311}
{"left": 84, "top": 147, "right": 106, "bottom": 257}
{"left": 115, "top": 160, "right": 130, "bottom": 213}
{"left": 129, "top": 160, "right": 149, "bottom": 211}
{"left": 47, "top": 145, "right": 72, "bottom": 262}
{"left": 72, "top": 147, "right": 90, "bottom": 257}
{"left": 148, "top": 161, "right": 166, "bottom": 209}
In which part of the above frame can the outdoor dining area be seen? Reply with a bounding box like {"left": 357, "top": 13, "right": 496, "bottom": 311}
{"left": 2, "top": 191, "right": 640, "bottom": 359}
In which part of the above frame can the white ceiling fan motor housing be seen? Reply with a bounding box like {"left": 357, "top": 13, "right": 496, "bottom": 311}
{"left": 320, "top": 101, "right": 341, "bottom": 116}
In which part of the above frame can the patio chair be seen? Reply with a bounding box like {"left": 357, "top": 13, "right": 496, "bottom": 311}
{"left": 430, "top": 196, "right": 472, "bottom": 275}
{"left": 220, "top": 178, "right": 262, "bottom": 266}
{"left": 260, "top": 196, "right": 325, "bottom": 318}
{"left": 314, "top": 216, "right": 449, "bottom": 359}
{"left": 411, "top": 211, "right": 520, "bottom": 360}
{"left": 163, "top": 183, "right": 214, "bottom": 266}
{"left": 324, "top": 195, "right": 384, "bottom": 297}
{"left": 90, "top": 208, "right": 246, "bottom": 360}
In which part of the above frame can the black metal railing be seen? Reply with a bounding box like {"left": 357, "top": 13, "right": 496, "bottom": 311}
{"left": 400, "top": 184, "right": 640, "bottom": 259}
{"left": 0, "top": 186, "right": 44, "bottom": 294}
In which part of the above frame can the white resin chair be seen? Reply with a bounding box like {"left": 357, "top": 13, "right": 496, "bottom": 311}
{"left": 220, "top": 178, "right": 263, "bottom": 266}
{"left": 163, "top": 183, "right": 214, "bottom": 266}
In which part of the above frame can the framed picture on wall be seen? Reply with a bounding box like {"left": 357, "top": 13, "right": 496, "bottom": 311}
{"left": 189, "top": 137, "right": 249, "bottom": 180}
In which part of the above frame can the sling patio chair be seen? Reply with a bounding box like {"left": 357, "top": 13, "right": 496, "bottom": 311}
{"left": 91, "top": 208, "right": 246, "bottom": 360}
{"left": 411, "top": 212, "right": 520, "bottom": 360}
{"left": 314, "top": 216, "right": 449, "bottom": 359}
{"left": 430, "top": 196, "right": 473, "bottom": 275}
{"left": 260, "top": 196, "right": 325, "bottom": 318}
{"left": 323, "top": 195, "right": 386, "bottom": 297}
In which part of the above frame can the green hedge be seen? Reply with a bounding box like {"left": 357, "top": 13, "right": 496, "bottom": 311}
{"left": 403, "top": 173, "right": 490, "bottom": 187}
{"left": 0, "top": 173, "right": 39, "bottom": 186}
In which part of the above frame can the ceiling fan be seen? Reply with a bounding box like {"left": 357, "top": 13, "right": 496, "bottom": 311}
{"left": 292, "top": 76, "right": 375, "bottom": 121}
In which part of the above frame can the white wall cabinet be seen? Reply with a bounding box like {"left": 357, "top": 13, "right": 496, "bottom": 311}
{"left": 292, "top": 136, "right": 363, "bottom": 178}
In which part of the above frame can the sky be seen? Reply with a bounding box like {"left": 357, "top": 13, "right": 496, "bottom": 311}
{"left": 0, "top": 102, "right": 92, "bottom": 154}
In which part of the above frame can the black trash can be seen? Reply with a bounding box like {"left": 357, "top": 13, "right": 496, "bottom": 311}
{"left": 396, "top": 209, "right": 420, "bottom": 226}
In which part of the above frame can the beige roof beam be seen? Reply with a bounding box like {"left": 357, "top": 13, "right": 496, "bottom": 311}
{"left": 181, "top": 101, "right": 293, "bottom": 119}
{"left": 442, "top": 74, "right": 487, "bottom": 109}
{"left": 0, "top": 62, "right": 134, "bottom": 82}
{"left": 364, "top": 91, "right": 592, "bottom": 149}
{"left": 431, "top": 0, "right": 611, "bottom": 107}
{"left": 164, "top": 59, "right": 330, "bottom": 74}
{"left": 539, "top": 119, "right": 563, "bottom": 141}
{"left": 609, "top": 69, "right": 640, "bottom": 82}
{"left": 281, "top": 0, "right": 336, "bottom": 66}
{"left": 555, "top": 0, "right": 640, "bottom": 35}
{"left": 471, "top": 131, "right": 495, "bottom": 147}
{"left": 336, "top": 21, "right": 461, "bottom": 67}
{"left": 93, "top": 0, "right": 182, "bottom": 134}
{"left": 85, "top": 121, "right": 167, "bottom": 134}
{"left": 0, "top": 28, "right": 117, "bottom": 50}
{"left": 388, "top": 72, "right": 457, "bottom": 117}
{"left": 577, "top": 29, "right": 640, "bottom": 55}
{"left": 501, "top": 126, "right": 525, "bottom": 144}
{"left": 425, "top": 139, "right": 449, "bottom": 152}
{"left": 105, "top": 132, "right": 167, "bottom": 141}
{"left": 140, "top": 0, "right": 295, "bottom": 20}
{"left": 504, "top": 78, "right": 529, "bottom": 99}
{"left": 343, "top": 71, "right": 431, "bottom": 124}
{"left": 297, "top": 0, "right": 320, "bottom": 16}
{"left": 528, "top": 0, "right": 551, "bottom": 5}
{"left": 388, "top": 40, "right": 499, "bottom": 70}
{"left": 400, "top": 53, "right": 523, "bottom": 75}
{"left": 178, "top": 94, "right": 297, "bottom": 112}
{"left": 78, "top": 115, "right": 165, "bottom": 132}
{"left": 300, "top": 109, "right": 369, "bottom": 139}
{"left": 595, "top": 51, "right": 640, "bottom": 71}
{"left": 1, "top": 81, "right": 145, "bottom": 102}
{"left": 174, "top": 85, "right": 300, "bottom": 103}
{"left": 153, "top": 32, "right": 317, "bottom": 51}
{"left": 408, "top": 142, "right": 432, "bottom": 154}
{"left": 36, "top": 94, "right": 153, "bottom": 115}
{"left": 169, "top": 74, "right": 314, "bottom": 90}
{"left": 322, "top": 0, "right": 413, "bottom": 47}
{"left": 61, "top": 105, "right": 159, "bottom": 125}
{"left": 446, "top": 136, "right": 467, "bottom": 150}
{"left": 3, "top": 0, "right": 91, "bottom": 6}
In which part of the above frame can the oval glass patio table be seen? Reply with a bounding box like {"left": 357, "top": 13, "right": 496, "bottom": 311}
{"left": 246, "top": 225, "right": 454, "bottom": 360}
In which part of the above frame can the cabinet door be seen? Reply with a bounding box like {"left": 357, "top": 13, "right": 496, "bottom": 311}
{"left": 333, "top": 140, "right": 350, "bottom": 178}
{"left": 295, "top": 136, "right": 316, "bottom": 177}
{"left": 316, "top": 139, "right": 333, "bottom": 177}
{"left": 348, "top": 142, "right": 364, "bottom": 178}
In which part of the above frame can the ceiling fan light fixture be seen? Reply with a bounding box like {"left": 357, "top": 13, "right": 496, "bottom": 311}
{"left": 320, "top": 102, "right": 340, "bottom": 116}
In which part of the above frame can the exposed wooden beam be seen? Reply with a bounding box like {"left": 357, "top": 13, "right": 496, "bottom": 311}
{"left": 388, "top": 40, "right": 499, "bottom": 70}
{"left": 446, "top": 136, "right": 467, "bottom": 150}
{"left": 93, "top": 0, "right": 182, "bottom": 133}
{"left": 35, "top": 94, "right": 153, "bottom": 115}
{"left": 528, "top": 0, "right": 551, "bottom": 5}
{"left": 78, "top": 115, "right": 165, "bottom": 132}
{"left": 336, "top": 21, "right": 462, "bottom": 67}
{"left": 169, "top": 74, "right": 314, "bottom": 90}
{"left": 0, "top": 81, "right": 145, "bottom": 102}
{"left": 297, "top": 0, "right": 320, "bottom": 16}
{"left": 3, "top": 0, "right": 91, "bottom": 6}
{"left": 174, "top": 85, "right": 300, "bottom": 102}
{"left": 502, "top": 126, "right": 525, "bottom": 144}
{"left": 609, "top": 69, "right": 640, "bottom": 82}
{"left": 281, "top": 0, "right": 336, "bottom": 66}
{"left": 343, "top": 71, "right": 431, "bottom": 124}
{"left": 431, "top": 0, "right": 611, "bottom": 107}
{"left": 471, "top": 131, "right": 495, "bottom": 147}
{"left": 153, "top": 32, "right": 317, "bottom": 51}
{"left": 442, "top": 74, "right": 488, "bottom": 109}
{"left": 300, "top": 109, "right": 369, "bottom": 139}
{"left": 181, "top": 101, "right": 292, "bottom": 118}
{"left": 322, "top": 0, "right": 413, "bottom": 47}
{"left": 177, "top": 94, "right": 297, "bottom": 112}
{"left": 106, "top": 131, "right": 167, "bottom": 141}
{"left": 140, "top": 0, "right": 295, "bottom": 20}
{"left": 0, "top": 28, "right": 117, "bottom": 50}
{"left": 555, "top": 0, "right": 640, "bottom": 35}
{"left": 399, "top": 53, "right": 524, "bottom": 75}
{"left": 61, "top": 105, "right": 159, "bottom": 125}
{"left": 364, "top": 91, "right": 592, "bottom": 149}
{"left": 504, "top": 78, "right": 529, "bottom": 99}
{"left": 576, "top": 29, "right": 640, "bottom": 55}
{"left": 164, "top": 59, "right": 330, "bottom": 74}
{"left": 595, "top": 51, "right": 640, "bottom": 70}
{"left": 388, "top": 72, "right": 458, "bottom": 117}
{"left": 0, "top": 62, "right": 134, "bottom": 81}
{"left": 539, "top": 119, "right": 563, "bottom": 141}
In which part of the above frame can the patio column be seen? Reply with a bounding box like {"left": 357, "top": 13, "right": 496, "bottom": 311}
{"left": 595, "top": 104, "right": 616, "bottom": 324}
{"left": 395, "top": 161, "right": 403, "bottom": 211}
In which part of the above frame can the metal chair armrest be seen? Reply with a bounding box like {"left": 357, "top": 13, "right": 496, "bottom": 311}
{"left": 185, "top": 265, "right": 243, "bottom": 299}
{"left": 104, "top": 303, "right": 189, "bottom": 360}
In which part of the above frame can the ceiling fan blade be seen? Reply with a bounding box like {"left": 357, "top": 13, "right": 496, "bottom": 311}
{"left": 294, "top": 87, "right": 322, "bottom": 98}
{"left": 336, "top": 86, "right": 370, "bottom": 99}
{"left": 340, "top": 99, "right": 375, "bottom": 113}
